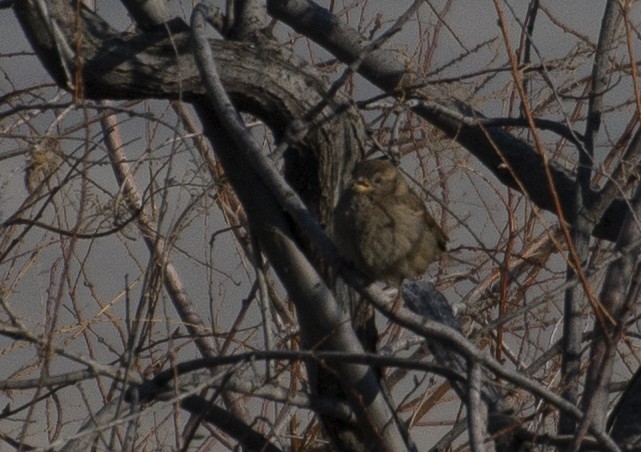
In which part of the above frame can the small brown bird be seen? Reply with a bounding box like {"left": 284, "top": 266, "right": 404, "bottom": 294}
{"left": 333, "top": 159, "right": 447, "bottom": 286}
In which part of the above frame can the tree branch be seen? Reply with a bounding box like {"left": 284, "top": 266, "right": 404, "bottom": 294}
{"left": 266, "top": 0, "right": 628, "bottom": 242}
{"left": 189, "top": 6, "right": 408, "bottom": 449}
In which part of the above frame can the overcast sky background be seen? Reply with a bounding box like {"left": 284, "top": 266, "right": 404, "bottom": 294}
{"left": 0, "top": 1, "right": 637, "bottom": 449}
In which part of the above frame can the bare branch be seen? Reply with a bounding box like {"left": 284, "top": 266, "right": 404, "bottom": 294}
{"left": 190, "top": 6, "right": 408, "bottom": 449}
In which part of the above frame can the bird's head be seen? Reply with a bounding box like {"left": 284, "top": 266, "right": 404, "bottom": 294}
{"left": 350, "top": 160, "right": 407, "bottom": 196}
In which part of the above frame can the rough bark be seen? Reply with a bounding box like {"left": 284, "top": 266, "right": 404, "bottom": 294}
{"left": 13, "top": 0, "right": 632, "bottom": 243}
{"left": 13, "top": 1, "right": 393, "bottom": 449}
{"left": 266, "top": 0, "right": 627, "bottom": 243}
{"left": 11, "top": 0, "right": 636, "bottom": 450}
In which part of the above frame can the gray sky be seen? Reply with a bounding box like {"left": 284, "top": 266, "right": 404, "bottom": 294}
{"left": 0, "top": 1, "right": 637, "bottom": 449}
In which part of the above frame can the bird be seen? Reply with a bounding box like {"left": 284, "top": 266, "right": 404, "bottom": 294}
{"left": 333, "top": 159, "right": 447, "bottom": 286}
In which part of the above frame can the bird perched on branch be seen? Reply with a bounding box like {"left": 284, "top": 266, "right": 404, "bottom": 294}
{"left": 333, "top": 159, "right": 447, "bottom": 286}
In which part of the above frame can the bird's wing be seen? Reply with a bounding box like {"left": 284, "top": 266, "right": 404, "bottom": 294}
{"left": 379, "top": 194, "right": 425, "bottom": 248}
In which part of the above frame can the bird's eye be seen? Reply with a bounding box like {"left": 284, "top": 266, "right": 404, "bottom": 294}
{"left": 373, "top": 176, "right": 383, "bottom": 184}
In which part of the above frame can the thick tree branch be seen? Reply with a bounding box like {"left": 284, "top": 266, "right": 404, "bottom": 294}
{"left": 12, "top": 1, "right": 636, "bottom": 449}
{"left": 366, "top": 289, "right": 620, "bottom": 451}
{"left": 562, "top": 1, "right": 622, "bottom": 444}
{"left": 266, "top": 0, "right": 629, "bottom": 242}
{"left": 609, "top": 366, "right": 641, "bottom": 449}
{"left": 579, "top": 161, "right": 641, "bottom": 442}
{"left": 189, "top": 7, "right": 408, "bottom": 449}
{"left": 228, "top": 0, "right": 267, "bottom": 39}
{"left": 13, "top": 0, "right": 633, "bottom": 242}
{"left": 179, "top": 396, "right": 281, "bottom": 452}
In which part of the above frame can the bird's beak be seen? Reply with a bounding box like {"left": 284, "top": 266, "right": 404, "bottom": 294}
{"left": 352, "top": 179, "right": 372, "bottom": 194}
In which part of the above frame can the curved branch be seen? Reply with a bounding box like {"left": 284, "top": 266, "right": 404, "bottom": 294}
{"left": 180, "top": 396, "right": 282, "bottom": 452}
{"left": 266, "top": 0, "right": 627, "bottom": 242}
{"left": 13, "top": 0, "right": 631, "bottom": 241}
{"left": 190, "top": 6, "right": 407, "bottom": 449}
